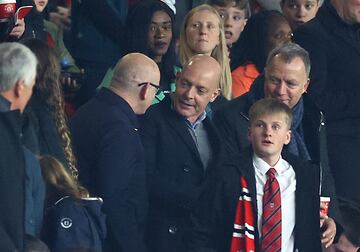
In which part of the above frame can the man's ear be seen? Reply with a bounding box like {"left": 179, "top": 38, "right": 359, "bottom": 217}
{"left": 14, "top": 80, "right": 25, "bottom": 98}
{"left": 209, "top": 88, "right": 221, "bottom": 102}
{"left": 304, "top": 78, "right": 310, "bottom": 93}
{"left": 139, "top": 84, "right": 148, "bottom": 101}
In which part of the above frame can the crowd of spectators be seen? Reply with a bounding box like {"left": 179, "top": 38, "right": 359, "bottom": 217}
{"left": 0, "top": 0, "right": 360, "bottom": 251}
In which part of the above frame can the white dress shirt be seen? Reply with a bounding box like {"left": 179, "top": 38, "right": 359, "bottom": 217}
{"left": 253, "top": 154, "right": 296, "bottom": 252}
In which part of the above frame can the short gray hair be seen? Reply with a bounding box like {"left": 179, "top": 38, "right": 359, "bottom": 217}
{"left": 0, "top": 42, "right": 37, "bottom": 92}
{"left": 266, "top": 42, "right": 311, "bottom": 77}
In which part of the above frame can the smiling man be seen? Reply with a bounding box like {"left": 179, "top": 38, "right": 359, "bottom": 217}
{"left": 140, "top": 54, "right": 223, "bottom": 252}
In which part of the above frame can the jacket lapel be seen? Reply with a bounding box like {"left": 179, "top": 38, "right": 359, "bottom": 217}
{"left": 164, "top": 106, "right": 202, "bottom": 164}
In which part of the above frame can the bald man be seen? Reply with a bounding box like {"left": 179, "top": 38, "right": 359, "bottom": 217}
{"left": 71, "top": 53, "right": 160, "bottom": 252}
{"left": 140, "top": 54, "right": 223, "bottom": 252}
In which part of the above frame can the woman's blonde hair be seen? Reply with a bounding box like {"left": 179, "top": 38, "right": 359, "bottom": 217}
{"left": 40, "top": 155, "right": 88, "bottom": 205}
{"left": 178, "top": 4, "right": 232, "bottom": 99}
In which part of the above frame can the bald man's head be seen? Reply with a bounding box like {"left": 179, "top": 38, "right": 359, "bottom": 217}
{"left": 111, "top": 53, "right": 160, "bottom": 91}
{"left": 110, "top": 53, "right": 160, "bottom": 114}
{"left": 173, "top": 54, "right": 221, "bottom": 124}
{"left": 182, "top": 54, "right": 221, "bottom": 90}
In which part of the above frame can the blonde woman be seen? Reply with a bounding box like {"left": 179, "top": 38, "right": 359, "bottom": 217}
{"left": 178, "top": 4, "right": 232, "bottom": 100}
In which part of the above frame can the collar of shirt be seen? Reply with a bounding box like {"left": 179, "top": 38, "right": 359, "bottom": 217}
{"left": 170, "top": 99, "right": 207, "bottom": 130}
{"left": 253, "top": 153, "right": 288, "bottom": 176}
{"left": 0, "top": 95, "right": 11, "bottom": 112}
{"left": 185, "top": 111, "right": 207, "bottom": 130}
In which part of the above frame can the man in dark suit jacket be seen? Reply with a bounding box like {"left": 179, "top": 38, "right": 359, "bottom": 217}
{"left": 189, "top": 98, "right": 322, "bottom": 252}
{"left": 140, "top": 55, "right": 223, "bottom": 252}
{"left": 214, "top": 43, "right": 339, "bottom": 245}
{"left": 71, "top": 53, "right": 160, "bottom": 252}
{"left": 294, "top": 0, "right": 360, "bottom": 202}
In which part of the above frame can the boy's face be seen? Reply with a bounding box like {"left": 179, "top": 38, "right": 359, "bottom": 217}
{"left": 34, "top": 0, "right": 48, "bottom": 12}
{"left": 248, "top": 113, "right": 291, "bottom": 165}
{"left": 213, "top": 4, "right": 247, "bottom": 46}
{"left": 281, "top": 0, "right": 319, "bottom": 30}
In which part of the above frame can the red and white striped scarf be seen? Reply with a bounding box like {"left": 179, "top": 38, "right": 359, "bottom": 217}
{"left": 230, "top": 176, "right": 256, "bottom": 252}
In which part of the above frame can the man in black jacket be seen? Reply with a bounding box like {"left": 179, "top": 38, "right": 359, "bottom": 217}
{"left": 294, "top": 0, "right": 360, "bottom": 202}
{"left": 214, "top": 42, "right": 338, "bottom": 245}
{"left": 140, "top": 55, "right": 223, "bottom": 252}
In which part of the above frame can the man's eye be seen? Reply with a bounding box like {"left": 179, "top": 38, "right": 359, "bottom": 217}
{"left": 270, "top": 77, "right": 280, "bottom": 84}
{"left": 288, "top": 4, "right": 298, "bottom": 9}
{"left": 197, "top": 88, "right": 207, "bottom": 95}
{"left": 149, "top": 26, "right": 156, "bottom": 32}
{"left": 219, "top": 13, "right": 226, "bottom": 19}
{"left": 286, "top": 81, "right": 298, "bottom": 88}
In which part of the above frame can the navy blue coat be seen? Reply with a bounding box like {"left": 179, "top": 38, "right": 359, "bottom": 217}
{"left": 294, "top": 1, "right": 360, "bottom": 200}
{"left": 140, "top": 96, "right": 223, "bottom": 252}
{"left": 71, "top": 88, "right": 147, "bottom": 252}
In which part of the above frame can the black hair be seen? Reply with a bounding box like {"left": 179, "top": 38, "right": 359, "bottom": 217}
{"left": 230, "top": 10, "right": 288, "bottom": 71}
{"left": 125, "top": 0, "right": 176, "bottom": 90}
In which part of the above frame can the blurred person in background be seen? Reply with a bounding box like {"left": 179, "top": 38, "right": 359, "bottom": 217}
{"left": 231, "top": 10, "right": 292, "bottom": 97}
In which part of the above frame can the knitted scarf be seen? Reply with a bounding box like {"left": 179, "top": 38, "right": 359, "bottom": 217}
{"left": 230, "top": 176, "right": 256, "bottom": 252}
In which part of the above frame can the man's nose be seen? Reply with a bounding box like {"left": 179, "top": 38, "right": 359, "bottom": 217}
{"left": 184, "top": 86, "right": 195, "bottom": 99}
{"left": 276, "top": 82, "right": 287, "bottom": 94}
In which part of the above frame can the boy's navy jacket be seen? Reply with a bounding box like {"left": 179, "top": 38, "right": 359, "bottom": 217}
{"left": 42, "top": 196, "right": 106, "bottom": 252}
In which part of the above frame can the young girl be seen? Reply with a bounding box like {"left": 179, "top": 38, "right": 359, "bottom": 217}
{"left": 178, "top": 4, "right": 232, "bottom": 101}
{"left": 40, "top": 155, "right": 106, "bottom": 252}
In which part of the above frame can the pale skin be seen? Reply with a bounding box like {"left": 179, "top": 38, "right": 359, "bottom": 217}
{"left": 172, "top": 55, "right": 221, "bottom": 124}
{"left": 186, "top": 10, "right": 220, "bottom": 56}
{"left": 281, "top": 0, "right": 320, "bottom": 30}
{"left": 109, "top": 53, "right": 160, "bottom": 115}
{"left": 0, "top": 79, "right": 35, "bottom": 113}
{"left": 213, "top": 4, "right": 247, "bottom": 46}
{"left": 9, "top": 18, "right": 25, "bottom": 39}
{"left": 248, "top": 113, "right": 291, "bottom": 167}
